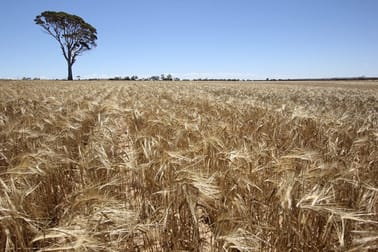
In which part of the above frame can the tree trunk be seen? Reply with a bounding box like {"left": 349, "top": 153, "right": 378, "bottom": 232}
{"left": 67, "top": 62, "right": 73, "bottom": 80}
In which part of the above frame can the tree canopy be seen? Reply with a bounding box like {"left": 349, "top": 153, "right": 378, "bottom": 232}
{"left": 35, "top": 11, "right": 97, "bottom": 80}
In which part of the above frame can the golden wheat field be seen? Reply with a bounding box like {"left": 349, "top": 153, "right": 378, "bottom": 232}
{"left": 0, "top": 80, "right": 377, "bottom": 251}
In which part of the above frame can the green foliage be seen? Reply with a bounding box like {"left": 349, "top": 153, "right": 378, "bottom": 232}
{"left": 35, "top": 11, "right": 97, "bottom": 80}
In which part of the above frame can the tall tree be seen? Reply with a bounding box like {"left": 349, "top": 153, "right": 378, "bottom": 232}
{"left": 35, "top": 11, "right": 97, "bottom": 80}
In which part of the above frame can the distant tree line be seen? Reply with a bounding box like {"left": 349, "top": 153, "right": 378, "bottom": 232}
{"left": 109, "top": 75, "right": 139, "bottom": 81}
{"left": 107, "top": 75, "right": 250, "bottom": 82}
{"left": 103, "top": 76, "right": 378, "bottom": 82}
{"left": 108, "top": 74, "right": 181, "bottom": 81}
{"left": 192, "top": 78, "right": 247, "bottom": 82}
{"left": 263, "top": 76, "right": 378, "bottom": 81}
{"left": 22, "top": 77, "right": 41, "bottom": 81}
{"left": 18, "top": 75, "right": 378, "bottom": 82}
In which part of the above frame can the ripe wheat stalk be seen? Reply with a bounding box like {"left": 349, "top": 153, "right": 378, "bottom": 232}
{"left": 0, "top": 80, "right": 377, "bottom": 251}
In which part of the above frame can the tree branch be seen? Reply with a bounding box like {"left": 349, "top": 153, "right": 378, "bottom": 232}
{"left": 35, "top": 11, "right": 97, "bottom": 79}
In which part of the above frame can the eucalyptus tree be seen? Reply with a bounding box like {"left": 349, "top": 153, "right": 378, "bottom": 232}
{"left": 35, "top": 11, "right": 97, "bottom": 80}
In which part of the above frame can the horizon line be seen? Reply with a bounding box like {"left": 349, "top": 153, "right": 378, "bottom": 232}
{"left": 2, "top": 76, "right": 378, "bottom": 81}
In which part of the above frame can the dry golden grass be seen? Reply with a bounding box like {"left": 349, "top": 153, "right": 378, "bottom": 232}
{"left": 0, "top": 80, "right": 377, "bottom": 251}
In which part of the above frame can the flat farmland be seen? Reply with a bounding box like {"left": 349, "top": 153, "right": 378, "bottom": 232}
{"left": 0, "top": 80, "right": 377, "bottom": 251}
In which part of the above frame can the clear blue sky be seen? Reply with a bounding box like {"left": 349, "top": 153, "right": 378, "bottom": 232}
{"left": 1, "top": 0, "right": 377, "bottom": 79}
